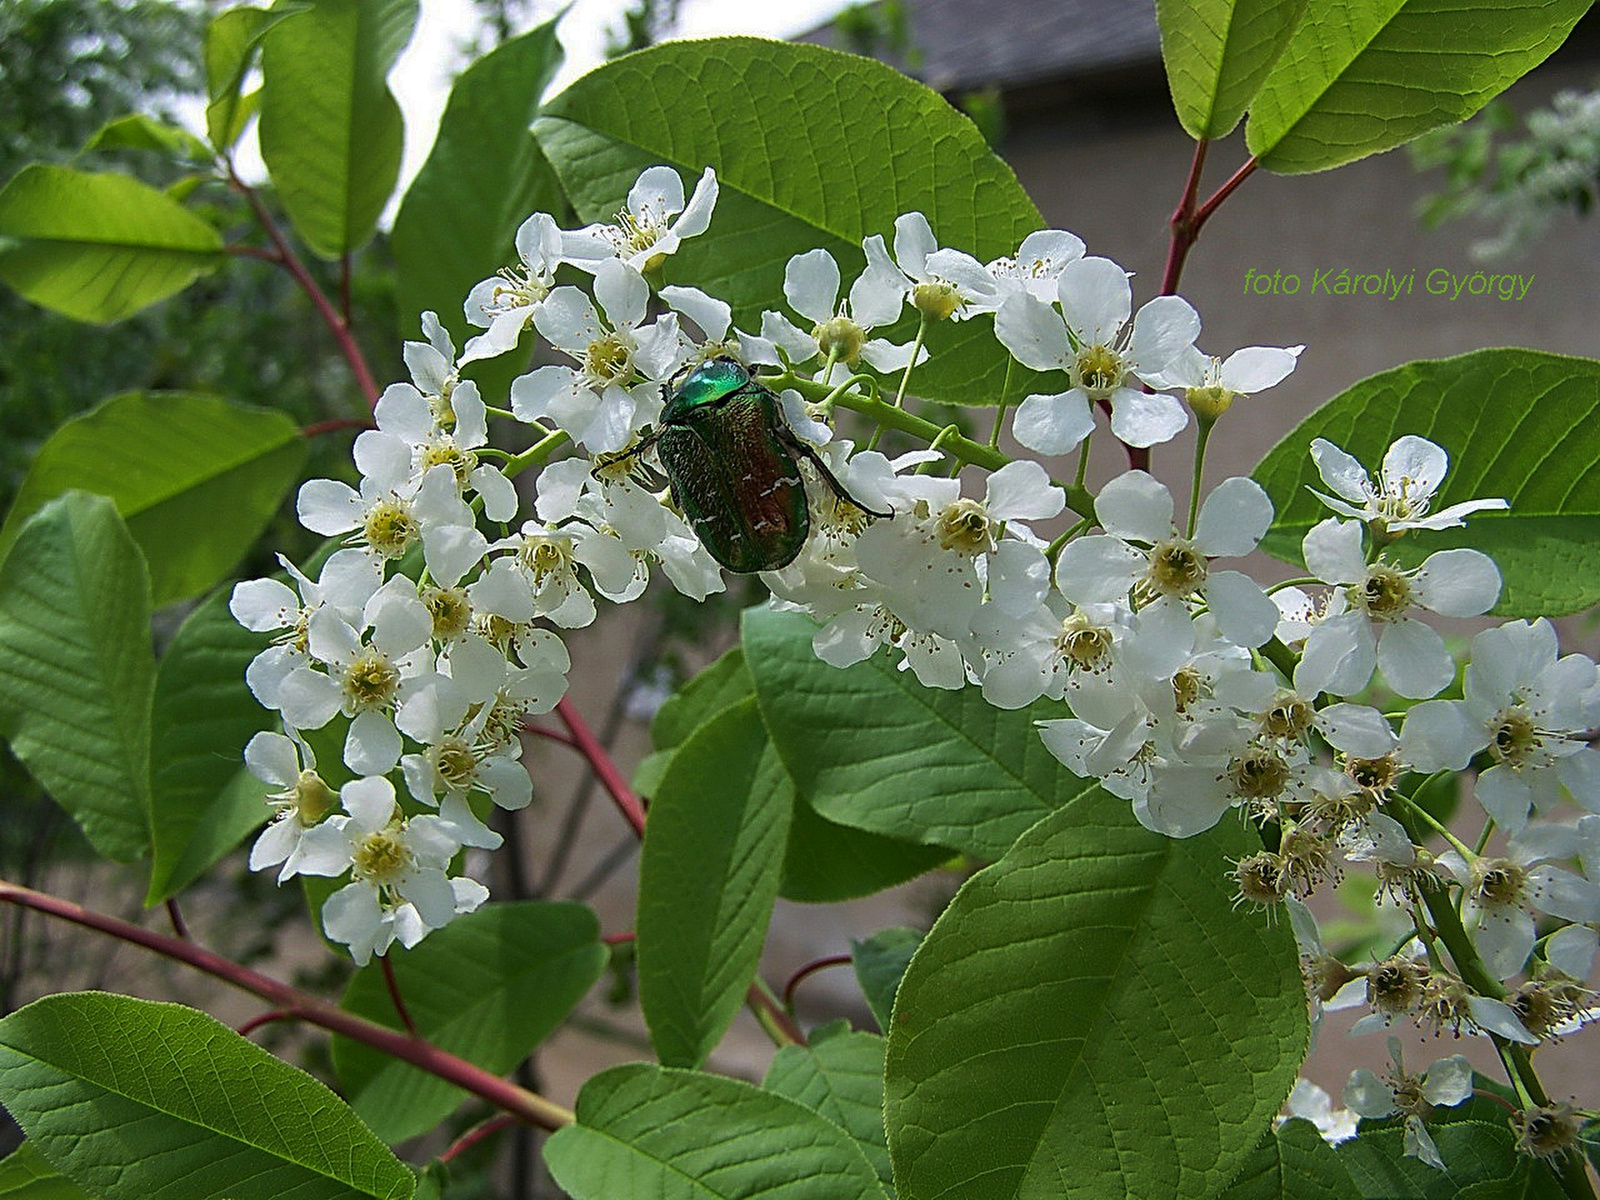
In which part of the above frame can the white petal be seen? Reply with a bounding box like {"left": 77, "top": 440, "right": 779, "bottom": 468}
{"left": 1302, "top": 519, "right": 1367, "bottom": 586}
{"left": 1477, "top": 908, "right": 1536, "bottom": 980}
{"left": 470, "top": 465, "right": 520, "bottom": 524}
{"left": 422, "top": 523, "right": 490, "bottom": 589}
{"left": 1204, "top": 570, "right": 1280, "bottom": 648}
{"left": 850, "top": 236, "right": 908, "bottom": 327}
{"left": 341, "top": 775, "right": 398, "bottom": 828}
{"left": 231, "top": 578, "right": 299, "bottom": 632}
{"left": 244, "top": 731, "right": 302, "bottom": 788}
{"left": 375, "top": 383, "right": 433, "bottom": 439}
{"left": 660, "top": 285, "right": 730, "bottom": 342}
{"left": 673, "top": 167, "right": 718, "bottom": 238}
{"left": 296, "top": 479, "right": 362, "bottom": 536}
{"left": 1193, "top": 477, "right": 1272, "bottom": 558}
{"left": 1477, "top": 764, "right": 1534, "bottom": 832}
{"left": 1220, "top": 345, "right": 1302, "bottom": 394}
{"left": 984, "top": 459, "right": 1064, "bottom": 522}
{"left": 1317, "top": 703, "right": 1398, "bottom": 758}
{"left": 1010, "top": 390, "right": 1093, "bottom": 456}
{"left": 1055, "top": 535, "right": 1145, "bottom": 604}
{"left": 1107, "top": 387, "right": 1188, "bottom": 448}
{"left": 627, "top": 165, "right": 685, "bottom": 221}
{"left": 594, "top": 258, "right": 648, "bottom": 328}
{"left": 785, "top": 249, "right": 840, "bottom": 324}
{"left": 1399, "top": 700, "right": 1485, "bottom": 771}
{"left": 1128, "top": 295, "right": 1201, "bottom": 377}
{"left": 994, "top": 292, "right": 1071, "bottom": 372}
{"left": 1095, "top": 470, "right": 1173, "bottom": 543}
{"left": 1056, "top": 256, "right": 1130, "bottom": 346}
{"left": 1309, "top": 439, "right": 1372, "bottom": 506}
{"left": 892, "top": 211, "right": 937, "bottom": 279}
{"left": 1381, "top": 435, "right": 1448, "bottom": 501}
{"left": 345, "top": 710, "right": 403, "bottom": 775}
{"left": 1414, "top": 549, "right": 1500, "bottom": 617}
{"left": 1547, "top": 924, "right": 1598, "bottom": 980}
{"left": 1378, "top": 618, "right": 1453, "bottom": 700}
{"left": 1298, "top": 612, "right": 1375, "bottom": 697}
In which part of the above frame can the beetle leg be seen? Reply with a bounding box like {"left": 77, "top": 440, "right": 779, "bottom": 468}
{"left": 776, "top": 427, "right": 894, "bottom": 520}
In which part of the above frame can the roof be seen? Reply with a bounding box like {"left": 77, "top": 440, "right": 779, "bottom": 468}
{"left": 801, "top": 0, "right": 1163, "bottom": 96}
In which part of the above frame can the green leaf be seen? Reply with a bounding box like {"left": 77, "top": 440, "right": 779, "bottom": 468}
{"left": 884, "top": 790, "right": 1307, "bottom": 1200}
{"left": 534, "top": 37, "right": 1047, "bottom": 408}
{"left": 0, "top": 392, "right": 306, "bottom": 608}
{"left": 1245, "top": 0, "right": 1591, "bottom": 173}
{"left": 331, "top": 900, "right": 607, "bottom": 1143}
{"left": 743, "top": 606, "right": 1098, "bottom": 859}
{"left": 651, "top": 645, "right": 755, "bottom": 751}
{"left": 1157, "top": 0, "right": 1308, "bottom": 139}
{"left": 764, "top": 1029, "right": 893, "bottom": 1193}
{"left": 0, "top": 495, "right": 152, "bottom": 861}
{"left": 544, "top": 1063, "right": 889, "bottom": 1200}
{"left": 1337, "top": 1113, "right": 1562, "bottom": 1199}
{"left": 85, "top": 115, "right": 210, "bottom": 161}
{"left": 642, "top": 643, "right": 944, "bottom": 902}
{"left": 146, "top": 588, "right": 274, "bottom": 904}
{"left": 0, "top": 164, "right": 222, "bottom": 322}
{"left": 392, "top": 15, "right": 568, "bottom": 359}
{"left": 0, "top": 1143, "right": 96, "bottom": 1200}
{"left": 205, "top": 5, "right": 306, "bottom": 151}
{"left": 259, "top": 0, "right": 418, "bottom": 258}
{"left": 781, "top": 790, "right": 950, "bottom": 903}
{"left": 638, "top": 697, "right": 791, "bottom": 1067}
{"left": 851, "top": 926, "right": 922, "bottom": 1033}
{"left": 0, "top": 993, "right": 414, "bottom": 1200}
{"left": 1220, "top": 1119, "right": 1359, "bottom": 1200}
{"left": 1251, "top": 348, "right": 1600, "bottom": 617}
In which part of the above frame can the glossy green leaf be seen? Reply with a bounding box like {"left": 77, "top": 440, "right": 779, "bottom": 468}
{"left": 544, "top": 1063, "right": 889, "bottom": 1200}
{"left": 851, "top": 926, "right": 923, "bottom": 1033}
{"left": 885, "top": 789, "right": 1307, "bottom": 1200}
{"left": 765, "top": 1028, "right": 893, "bottom": 1193}
{"left": 1157, "top": 0, "right": 1307, "bottom": 138}
{"left": 0, "top": 993, "right": 413, "bottom": 1200}
{"left": 1246, "top": 0, "right": 1591, "bottom": 173}
{"left": 332, "top": 901, "right": 606, "bottom": 1142}
{"left": 638, "top": 697, "right": 790, "bottom": 1067}
{"left": 1220, "top": 1119, "right": 1359, "bottom": 1200}
{"left": 0, "top": 1143, "right": 96, "bottom": 1200}
{"left": 0, "top": 495, "right": 151, "bottom": 861}
{"left": 0, "top": 164, "right": 222, "bottom": 322}
{"left": 1252, "top": 349, "right": 1600, "bottom": 617}
{"left": 205, "top": 5, "right": 305, "bottom": 151}
{"left": 258, "top": 0, "right": 418, "bottom": 258}
{"left": 743, "top": 606, "right": 1098, "bottom": 859}
{"left": 0, "top": 392, "right": 306, "bottom": 608}
{"left": 392, "top": 15, "right": 568, "bottom": 359}
{"left": 146, "top": 588, "right": 274, "bottom": 904}
{"left": 535, "top": 37, "right": 1048, "bottom": 408}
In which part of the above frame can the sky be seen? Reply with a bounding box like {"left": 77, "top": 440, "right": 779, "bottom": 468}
{"left": 387, "top": 0, "right": 850, "bottom": 197}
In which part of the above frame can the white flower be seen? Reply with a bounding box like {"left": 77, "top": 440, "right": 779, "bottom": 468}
{"left": 976, "top": 229, "right": 1086, "bottom": 303}
{"left": 300, "top": 777, "right": 479, "bottom": 965}
{"left": 862, "top": 211, "right": 1000, "bottom": 321}
{"left": 1344, "top": 1038, "right": 1472, "bottom": 1171}
{"left": 562, "top": 165, "right": 718, "bottom": 274}
{"left": 998, "top": 256, "right": 1199, "bottom": 451}
{"left": 1054, "top": 471, "right": 1280, "bottom": 649}
{"left": 1280, "top": 1079, "right": 1358, "bottom": 1143}
{"left": 512, "top": 259, "right": 686, "bottom": 452}
{"left": 1309, "top": 435, "right": 1508, "bottom": 535}
{"left": 244, "top": 730, "right": 338, "bottom": 881}
{"left": 1402, "top": 619, "right": 1600, "bottom": 830}
{"left": 1298, "top": 518, "right": 1501, "bottom": 700}
{"left": 759, "top": 247, "right": 923, "bottom": 374}
{"left": 231, "top": 550, "right": 382, "bottom": 708}
{"left": 372, "top": 364, "right": 518, "bottom": 524}
{"left": 461, "top": 212, "right": 565, "bottom": 364}
{"left": 1154, "top": 341, "right": 1303, "bottom": 419}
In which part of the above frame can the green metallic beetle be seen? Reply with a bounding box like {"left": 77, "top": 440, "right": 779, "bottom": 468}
{"left": 614, "top": 357, "right": 889, "bottom": 574}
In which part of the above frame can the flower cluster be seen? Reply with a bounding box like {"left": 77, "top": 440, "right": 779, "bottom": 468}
{"left": 233, "top": 166, "right": 1600, "bottom": 1169}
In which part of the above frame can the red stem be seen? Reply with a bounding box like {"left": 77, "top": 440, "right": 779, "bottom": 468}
{"left": 237, "top": 1009, "right": 295, "bottom": 1037}
{"left": 440, "top": 1113, "right": 519, "bottom": 1164}
{"left": 554, "top": 698, "right": 646, "bottom": 836}
{"left": 1194, "top": 156, "right": 1260, "bottom": 228}
{"left": 603, "top": 930, "right": 636, "bottom": 945}
{"left": 783, "top": 954, "right": 852, "bottom": 1008}
{"left": 226, "top": 164, "right": 382, "bottom": 409}
{"left": 523, "top": 723, "right": 578, "bottom": 748}
{"left": 380, "top": 952, "right": 419, "bottom": 1036}
{"left": 1159, "top": 138, "right": 1210, "bottom": 297}
{"left": 165, "top": 898, "right": 189, "bottom": 940}
{"left": 0, "top": 880, "right": 573, "bottom": 1130}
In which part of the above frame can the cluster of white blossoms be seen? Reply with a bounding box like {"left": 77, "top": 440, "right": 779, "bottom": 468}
{"left": 232, "top": 164, "right": 1600, "bottom": 1166}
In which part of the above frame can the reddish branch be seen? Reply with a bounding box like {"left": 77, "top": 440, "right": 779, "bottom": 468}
{"left": 554, "top": 698, "right": 646, "bottom": 837}
{"left": 0, "top": 880, "right": 574, "bottom": 1130}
